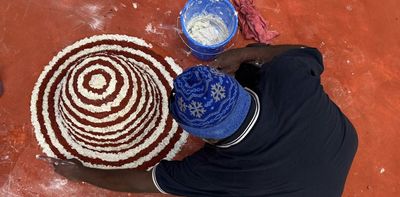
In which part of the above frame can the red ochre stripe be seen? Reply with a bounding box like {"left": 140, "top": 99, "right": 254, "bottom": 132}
{"left": 47, "top": 69, "right": 173, "bottom": 167}
{"left": 63, "top": 60, "right": 166, "bottom": 151}
{"left": 60, "top": 49, "right": 172, "bottom": 130}
{"left": 57, "top": 65, "right": 150, "bottom": 143}
{"left": 63, "top": 69, "right": 161, "bottom": 148}
{"left": 131, "top": 119, "right": 183, "bottom": 170}
{"left": 63, "top": 57, "right": 124, "bottom": 116}
{"left": 59, "top": 72, "right": 154, "bottom": 145}
{"left": 61, "top": 64, "right": 137, "bottom": 129}
{"left": 136, "top": 126, "right": 184, "bottom": 170}
{"left": 66, "top": 55, "right": 132, "bottom": 119}
{"left": 58, "top": 56, "right": 149, "bottom": 137}
{"left": 82, "top": 69, "right": 112, "bottom": 94}
{"left": 71, "top": 57, "right": 123, "bottom": 107}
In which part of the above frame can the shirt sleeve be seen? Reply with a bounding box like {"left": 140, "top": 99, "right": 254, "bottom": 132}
{"left": 235, "top": 63, "right": 261, "bottom": 90}
{"left": 152, "top": 149, "right": 219, "bottom": 196}
{"left": 257, "top": 47, "right": 325, "bottom": 93}
{"left": 256, "top": 47, "right": 326, "bottom": 114}
{"left": 274, "top": 47, "right": 324, "bottom": 76}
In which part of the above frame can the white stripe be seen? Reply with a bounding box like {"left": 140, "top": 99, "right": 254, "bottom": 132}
{"left": 59, "top": 85, "right": 161, "bottom": 152}
{"left": 50, "top": 70, "right": 170, "bottom": 161}
{"left": 66, "top": 56, "right": 131, "bottom": 113}
{"left": 76, "top": 64, "right": 117, "bottom": 100}
{"left": 217, "top": 88, "right": 260, "bottom": 148}
{"left": 164, "top": 131, "right": 189, "bottom": 160}
{"left": 61, "top": 68, "right": 156, "bottom": 141}
{"left": 58, "top": 55, "right": 162, "bottom": 133}
{"left": 59, "top": 61, "right": 143, "bottom": 131}
{"left": 164, "top": 57, "right": 182, "bottom": 75}
{"left": 152, "top": 164, "right": 169, "bottom": 194}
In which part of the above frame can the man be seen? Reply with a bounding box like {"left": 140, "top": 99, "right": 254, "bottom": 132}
{"left": 51, "top": 44, "right": 358, "bottom": 197}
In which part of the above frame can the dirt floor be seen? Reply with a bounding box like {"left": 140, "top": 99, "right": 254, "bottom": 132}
{"left": 0, "top": 0, "right": 399, "bottom": 196}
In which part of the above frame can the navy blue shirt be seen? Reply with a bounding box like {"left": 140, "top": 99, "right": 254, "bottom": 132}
{"left": 153, "top": 48, "right": 358, "bottom": 197}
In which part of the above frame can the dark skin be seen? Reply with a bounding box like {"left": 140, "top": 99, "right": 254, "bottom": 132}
{"left": 52, "top": 159, "right": 158, "bottom": 193}
{"left": 212, "top": 44, "right": 306, "bottom": 75}
{"left": 46, "top": 44, "right": 306, "bottom": 193}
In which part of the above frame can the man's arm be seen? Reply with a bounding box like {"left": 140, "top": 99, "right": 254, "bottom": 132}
{"left": 211, "top": 44, "right": 307, "bottom": 75}
{"left": 53, "top": 159, "right": 159, "bottom": 193}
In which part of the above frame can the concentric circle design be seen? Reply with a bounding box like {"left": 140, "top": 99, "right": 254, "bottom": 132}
{"left": 31, "top": 34, "right": 188, "bottom": 170}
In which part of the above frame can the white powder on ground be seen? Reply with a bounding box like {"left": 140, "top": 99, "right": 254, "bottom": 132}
{"left": 132, "top": 2, "right": 138, "bottom": 9}
{"left": 186, "top": 14, "right": 229, "bottom": 46}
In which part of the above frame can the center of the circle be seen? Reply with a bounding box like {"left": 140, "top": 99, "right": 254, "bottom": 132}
{"left": 88, "top": 74, "right": 107, "bottom": 89}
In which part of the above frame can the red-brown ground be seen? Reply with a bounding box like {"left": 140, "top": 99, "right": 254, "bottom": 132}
{"left": 0, "top": 0, "right": 399, "bottom": 196}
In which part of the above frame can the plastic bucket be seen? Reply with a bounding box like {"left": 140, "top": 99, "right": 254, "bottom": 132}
{"left": 180, "top": 0, "right": 238, "bottom": 61}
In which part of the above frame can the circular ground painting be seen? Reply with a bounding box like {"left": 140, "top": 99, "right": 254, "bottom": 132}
{"left": 31, "top": 34, "right": 188, "bottom": 170}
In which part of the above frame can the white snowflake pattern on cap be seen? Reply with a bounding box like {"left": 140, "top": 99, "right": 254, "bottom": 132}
{"left": 178, "top": 97, "right": 187, "bottom": 112}
{"left": 188, "top": 101, "right": 206, "bottom": 118}
{"left": 211, "top": 83, "right": 226, "bottom": 101}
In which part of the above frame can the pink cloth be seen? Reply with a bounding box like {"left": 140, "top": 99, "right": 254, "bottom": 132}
{"left": 233, "top": 0, "right": 279, "bottom": 44}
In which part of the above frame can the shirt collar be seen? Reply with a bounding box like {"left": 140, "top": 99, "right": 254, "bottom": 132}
{"left": 216, "top": 88, "right": 260, "bottom": 148}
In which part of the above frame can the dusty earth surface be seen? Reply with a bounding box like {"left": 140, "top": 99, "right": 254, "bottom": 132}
{"left": 0, "top": 0, "right": 399, "bottom": 196}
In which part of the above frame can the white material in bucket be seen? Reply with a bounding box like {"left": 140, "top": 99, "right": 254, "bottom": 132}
{"left": 187, "top": 14, "right": 229, "bottom": 46}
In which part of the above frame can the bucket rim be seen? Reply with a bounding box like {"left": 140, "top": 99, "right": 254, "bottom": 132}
{"left": 179, "top": 0, "right": 238, "bottom": 49}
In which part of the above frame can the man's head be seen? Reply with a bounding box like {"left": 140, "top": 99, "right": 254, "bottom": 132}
{"left": 169, "top": 65, "right": 251, "bottom": 140}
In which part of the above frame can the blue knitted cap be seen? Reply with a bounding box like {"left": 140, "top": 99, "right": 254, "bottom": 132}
{"left": 170, "top": 65, "right": 251, "bottom": 139}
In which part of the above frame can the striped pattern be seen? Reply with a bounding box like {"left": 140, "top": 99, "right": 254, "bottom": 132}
{"left": 31, "top": 35, "right": 188, "bottom": 170}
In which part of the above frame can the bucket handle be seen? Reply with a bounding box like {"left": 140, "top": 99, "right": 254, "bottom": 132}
{"left": 176, "top": 16, "right": 238, "bottom": 57}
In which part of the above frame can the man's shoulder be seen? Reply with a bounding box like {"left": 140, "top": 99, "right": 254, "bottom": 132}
{"left": 264, "top": 47, "right": 324, "bottom": 76}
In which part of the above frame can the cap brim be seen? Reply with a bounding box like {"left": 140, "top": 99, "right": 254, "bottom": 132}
{"left": 174, "top": 86, "right": 251, "bottom": 139}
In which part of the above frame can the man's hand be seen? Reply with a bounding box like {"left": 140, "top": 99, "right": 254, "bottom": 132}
{"left": 36, "top": 155, "right": 159, "bottom": 193}
{"left": 211, "top": 48, "right": 246, "bottom": 75}
{"left": 211, "top": 44, "right": 308, "bottom": 76}
{"left": 53, "top": 159, "right": 84, "bottom": 182}
{"left": 36, "top": 155, "right": 84, "bottom": 181}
